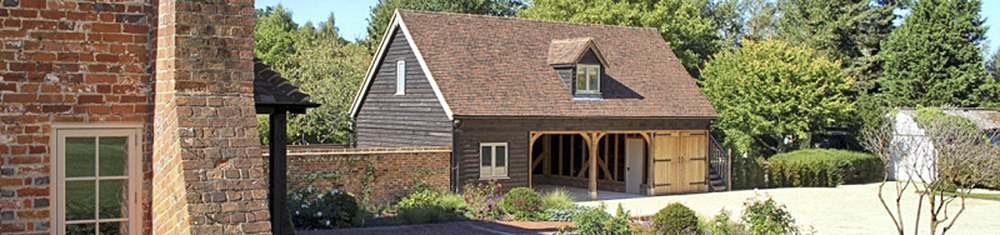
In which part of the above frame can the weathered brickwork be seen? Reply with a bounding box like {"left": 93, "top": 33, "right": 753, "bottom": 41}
{"left": 0, "top": 0, "right": 156, "bottom": 234}
{"left": 284, "top": 147, "right": 451, "bottom": 205}
{"left": 1, "top": 0, "right": 270, "bottom": 234}
{"left": 153, "top": 0, "right": 270, "bottom": 234}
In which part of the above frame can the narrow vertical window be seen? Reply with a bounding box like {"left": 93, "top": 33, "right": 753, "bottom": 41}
{"left": 396, "top": 60, "right": 406, "bottom": 95}
{"left": 53, "top": 126, "right": 141, "bottom": 235}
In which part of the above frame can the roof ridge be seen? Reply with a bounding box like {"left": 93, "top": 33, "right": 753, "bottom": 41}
{"left": 397, "top": 9, "right": 660, "bottom": 33}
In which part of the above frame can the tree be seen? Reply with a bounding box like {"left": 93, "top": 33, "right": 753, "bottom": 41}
{"left": 711, "top": 0, "right": 779, "bottom": 50}
{"left": 255, "top": 9, "right": 370, "bottom": 145}
{"left": 255, "top": 5, "right": 301, "bottom": 71}
{"left": 699, "top": 40, "right": 855, "bottom": 154}
{"left": 980, "top": 48, "right": 1000, "bottom": 108}
{"left": 776, "top": 0, "right": 901, "bottom": 92}
{"left": 520, "top": 0, "right": 722, "bottom": 78}
{"left": 862, "top": 106, "right": 999, "bottom": 235}
{"left": 880, "top": 0, "right": 992, "bottom": 107}
{"left": 365, "top": 0, "right": 524, "bottom": 46}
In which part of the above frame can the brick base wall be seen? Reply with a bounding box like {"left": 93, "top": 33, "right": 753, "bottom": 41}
{"left": 279, "top": 147, "right": 451, "bottom": 205}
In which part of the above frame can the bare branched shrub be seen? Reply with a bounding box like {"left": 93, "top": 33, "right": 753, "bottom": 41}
{"left": 862, "top": 106, "right": 999, "bottom": 235}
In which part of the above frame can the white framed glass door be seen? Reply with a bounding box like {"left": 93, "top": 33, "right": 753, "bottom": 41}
{"left": 52, "top": 125, "right": 141, "bottom": 235}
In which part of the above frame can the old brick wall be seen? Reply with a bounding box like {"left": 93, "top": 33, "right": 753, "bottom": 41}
{"left": 0, "top": 0, "right": 157, "bottom": 234}
{"left": 283, "top": 147, "right": 451, "bottom": 205}
{"left": 1, "top": 0, "right": 271, "bottom": 234}
{"left": 153, "top": 0, "right": 270, "bottom": 234}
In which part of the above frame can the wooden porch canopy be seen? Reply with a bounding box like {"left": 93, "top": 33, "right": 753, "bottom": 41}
{"left": 253, "top": 58, "right": 320, "bottom": 235}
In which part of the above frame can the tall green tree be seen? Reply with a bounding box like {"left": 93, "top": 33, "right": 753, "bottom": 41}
{"left": 365, "top": 0, "right": 524, "bottom": 45}
{"left": 255, "top": 9, "right": 370, "bottom": 145}
{"left": 255, "top": 5, "right": 300, "bottom": 70}
{"left": 981, "top": 48, "right": 1000, "bottom": 107}
{"left": 712, "top": 0, "right": 779, "bottom": 50}
{"left": 699, "top": 40, "right": 855, "bottom": 154}
{"left": 776, "top": 0, "right": 901, "bottom": 91}
{"left": 880, "top": 0, "right": 993, "bottom": 107}
{"left": 520, "top": 0, "right": 722, "bottom": 78}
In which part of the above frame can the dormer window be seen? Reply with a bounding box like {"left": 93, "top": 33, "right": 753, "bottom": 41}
{"left": 547, "top": 37, "right": 609, "bottom": 98}
{"left": 576, "top": 64, "right": 600, "bottom": 94}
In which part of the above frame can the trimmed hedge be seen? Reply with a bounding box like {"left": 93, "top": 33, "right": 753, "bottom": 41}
{"left": 766, "top": 149, "right": 884, "bottom": 187}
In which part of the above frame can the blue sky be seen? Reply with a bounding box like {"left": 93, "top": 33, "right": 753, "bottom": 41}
{"left": 255, "top": 0, "right": 1000, "bottom": 53}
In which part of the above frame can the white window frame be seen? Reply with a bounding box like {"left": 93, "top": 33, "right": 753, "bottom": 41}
{"left": 576, "top": 64, "right": 601, "bottom": 94}
{"left": 50, "top": 124, "right": 142, "bottom": 235}
{"left": 479, "top": 142, "right": 509, "bottom": 179}
{"left": 396, "top": 60, "right": 406, "bottom": 95}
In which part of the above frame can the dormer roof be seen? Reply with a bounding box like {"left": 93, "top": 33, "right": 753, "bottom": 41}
{"left": 547, "top": 37, "right": 609, "bottom": 67}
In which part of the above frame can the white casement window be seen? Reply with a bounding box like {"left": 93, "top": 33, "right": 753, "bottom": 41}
{"left": 51, "top": 125, "right": 141, "bottom": 235}
{"left": 479, "top": 142, "right": 508, "bottom": 179}
{"left": 576, "top": 64, "right": 601, "bottom": 94}
{"left": 396, "top": 60, "right": 406, "bottom": 95}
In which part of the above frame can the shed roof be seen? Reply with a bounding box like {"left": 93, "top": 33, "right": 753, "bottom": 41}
{"left": 254, "top": 58, "right": 319, "bottom": 113}
{"left": 898, "top": 108, "right": 1000, "bottom": 131}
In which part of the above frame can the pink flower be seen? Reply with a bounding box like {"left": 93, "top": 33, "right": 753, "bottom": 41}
{"left": 498, "top": 183, "right": 503, "bottom": 189}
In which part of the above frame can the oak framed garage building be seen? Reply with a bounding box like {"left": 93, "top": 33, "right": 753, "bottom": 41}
{"left": 350, "top": 10, "right": 722, "bottom": 199}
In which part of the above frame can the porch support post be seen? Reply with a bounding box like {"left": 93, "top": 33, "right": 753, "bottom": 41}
{"left": 586, "top": 132, "right": 606, "bottom": 200}
{"left": 268, "top": 108, "right": 288, "bottom": 235}
{"left": 643, "top": 132, "right": 656, "bottom": 196}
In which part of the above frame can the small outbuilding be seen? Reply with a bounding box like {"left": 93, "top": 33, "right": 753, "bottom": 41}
{"left": 350, "top": 10, "right": 721, "bottom": 199}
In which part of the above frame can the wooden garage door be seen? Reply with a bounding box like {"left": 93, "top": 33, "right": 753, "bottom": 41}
{"left": 653, "top": 133, "right": 680, "bottom": 194}
{"left": 652, "top": 131, "right": 708, "bottom": 194}
{"left": 680, "top": 131, "right": 708, "bottom": 192}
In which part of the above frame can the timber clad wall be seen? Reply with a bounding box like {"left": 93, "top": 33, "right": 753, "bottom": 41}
{"left": 284, "top": 147, "right": 450, "bottom": 204}
{"left": 455, "top": 118, "right": 710, "bottom": 190}
{"left": 355, "top": 29, "right": 452, "bottom": 148}
{"left": 0, "top": 0, "right": 157, "bottom": 234}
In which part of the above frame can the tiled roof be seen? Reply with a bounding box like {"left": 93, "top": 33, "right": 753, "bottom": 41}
{"left": 253, "top": 58, "right": 319, "bottom": 113}
{"left": 398, "top": 10, "right": 717, "bottom": 118}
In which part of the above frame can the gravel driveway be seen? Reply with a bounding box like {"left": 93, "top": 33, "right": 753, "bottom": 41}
{"left": 578, "top": 182, "right": 1000, "bottom": 234}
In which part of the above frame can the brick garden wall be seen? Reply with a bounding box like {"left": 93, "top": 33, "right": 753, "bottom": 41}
{"left": 281, "top": 147, "right": 451, "bottom": 205}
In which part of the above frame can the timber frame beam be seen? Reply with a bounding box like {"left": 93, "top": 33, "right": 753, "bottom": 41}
{"left": 529, "top": 130, "right": 655, "bottom": 200}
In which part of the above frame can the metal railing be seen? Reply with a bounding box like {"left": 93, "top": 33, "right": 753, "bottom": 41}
{"left": 708, "top": 134, "right": 732, "bottom": 191}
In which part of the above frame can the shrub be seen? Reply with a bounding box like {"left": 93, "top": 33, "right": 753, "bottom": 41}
{"left": 545, "top": 204, "right": 588, "bottom": 221}
{"left": 766, "top": 149, "right": 883, "bottom": 187}
{"left": 572, "top": 203, "right": 631, "bottom": 235}
{"left": 396, "top": 205, "right": 462, "bottom": 224}
{"left": 500, "top": 187, "right": 546, "bottom": 221}
{"left": 652, "top": 203, "right": 699, "bottom": 235}
{"left": 462, "top": 179, "right": 504, "bottom": 219}
{"left": 393, "top": 189, "right": 468, "bottom": 224}
{"left": 396, "top": 190, "right": 441, "bottom": 209}
{"left": 436, "top": 192, "right": 469, "bottom": 212}
{"left": 288, "top": 188, "right": 360, "bottom": 229}
{"left": 701, "top": 210, "right": 745, "bottom": 235}
{"left": 733, "top": 155, "right": 769, "bottom": 190}
{"left": 742, "top": 194, "right": 799, "bottom": 235}
{"left": 541, "top": 188, "right": 576, "bottom": 210}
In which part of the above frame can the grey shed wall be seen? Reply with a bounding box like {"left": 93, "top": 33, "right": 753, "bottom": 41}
{"left": 355, "top": 28, "right": 453, "bottom": 148}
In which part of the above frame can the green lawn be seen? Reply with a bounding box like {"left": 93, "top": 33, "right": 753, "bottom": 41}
{"left": 939, "top": 191, "right": 1000, "bottom": 200}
